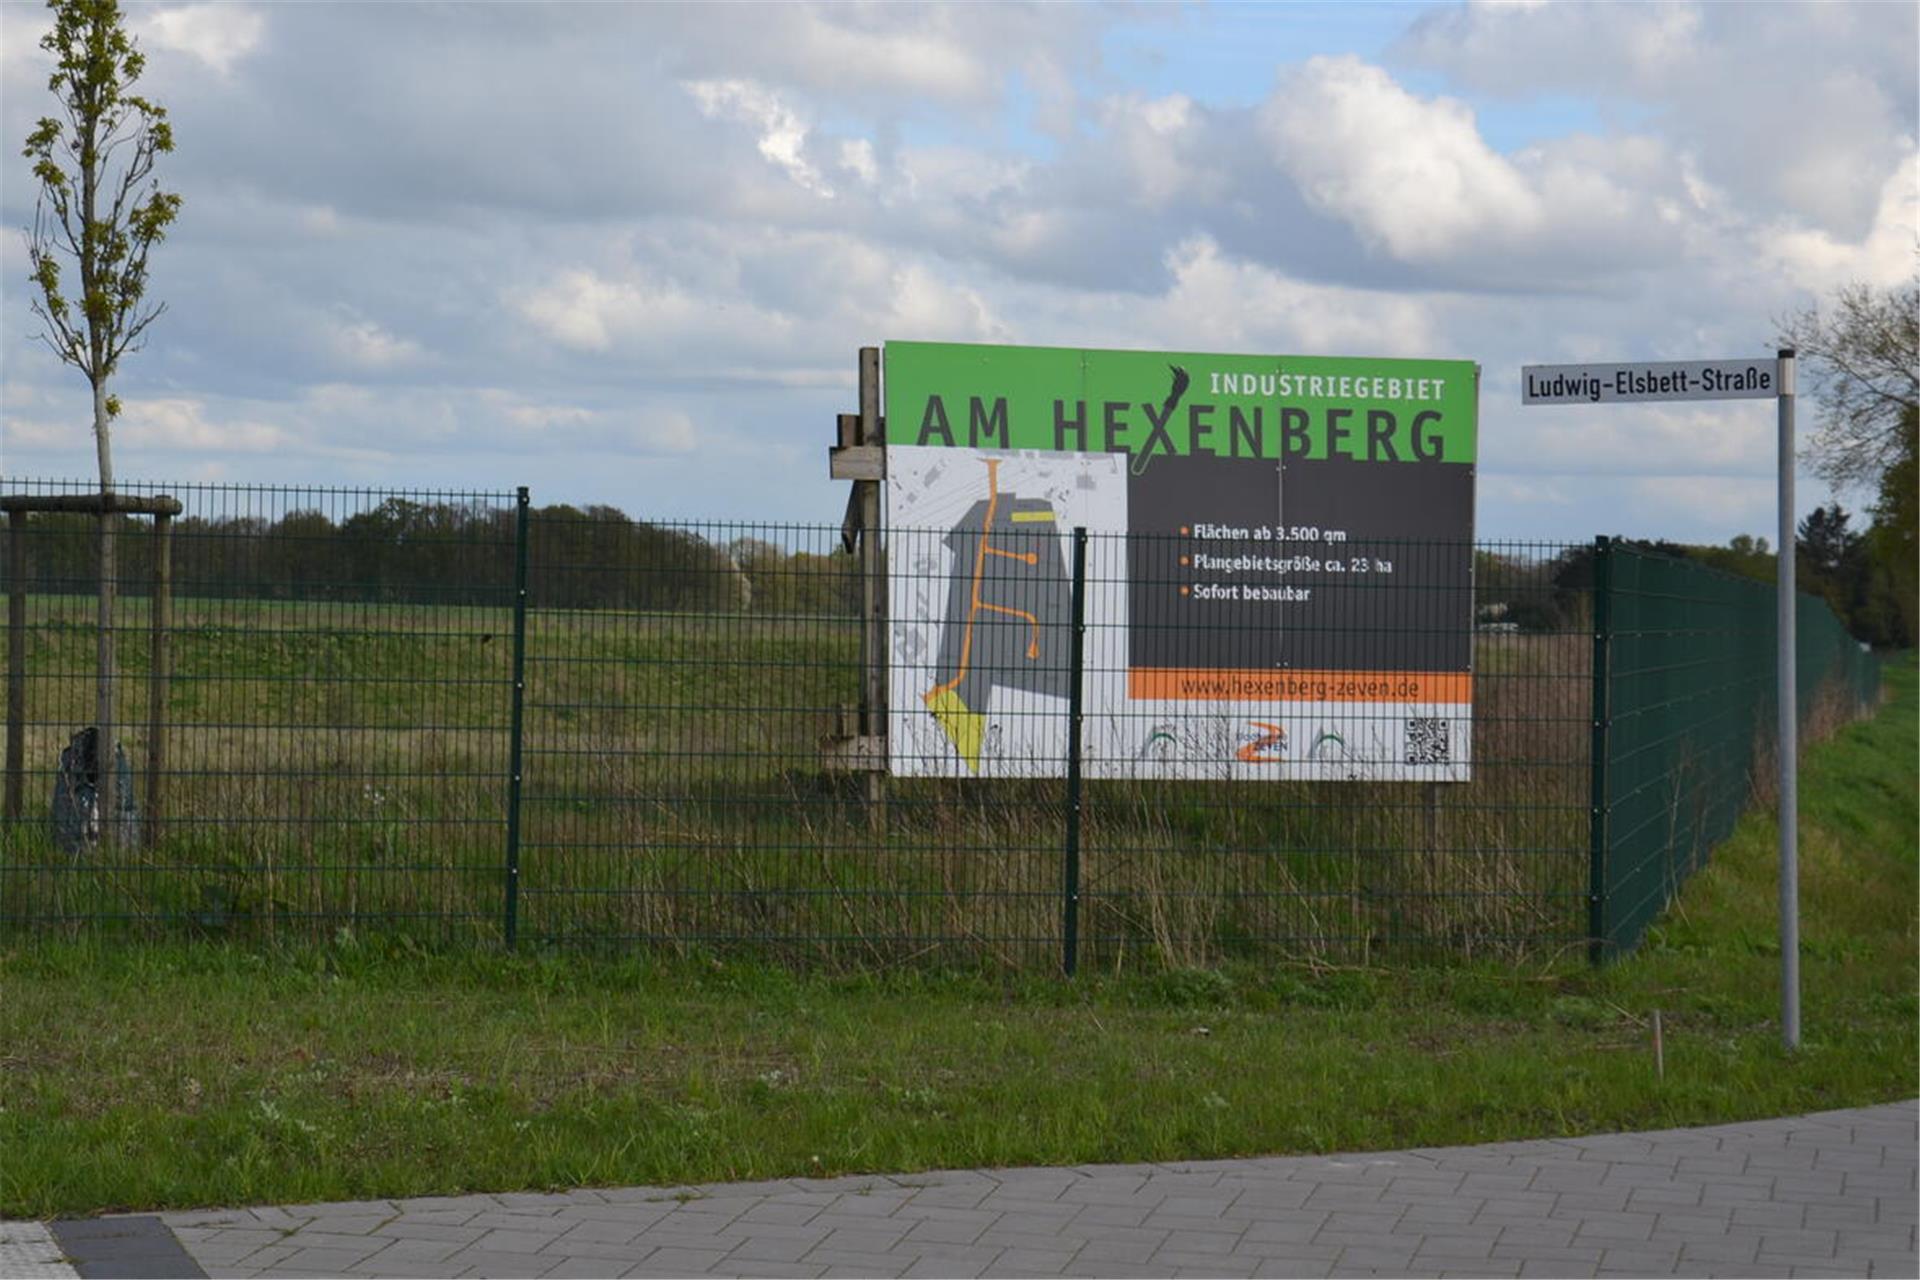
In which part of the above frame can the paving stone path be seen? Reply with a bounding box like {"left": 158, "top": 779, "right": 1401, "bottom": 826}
{"left": 21, "top": 1100, "right": 1917, "bottom": 1278}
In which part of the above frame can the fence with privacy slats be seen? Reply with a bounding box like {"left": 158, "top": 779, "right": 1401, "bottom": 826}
{"left": 1590, "top": 537, "right": 1882, "bottom": 960}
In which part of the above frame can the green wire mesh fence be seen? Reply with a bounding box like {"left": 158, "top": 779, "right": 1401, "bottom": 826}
{"left": 1592, "top": 538, "right": 1882, "bottom": 959}
{"left": 0, "top": 479, "right": 518, "bottom": 938}
{"left": 0, "top": 481, "right": 1882, "bottom": 968}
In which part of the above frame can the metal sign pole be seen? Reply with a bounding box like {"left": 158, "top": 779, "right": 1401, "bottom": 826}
{"left": 1777, "top": 348, "right": 1799, "bottom": 1051}
{"left": 1521, "top": 352, "right": 1794, "bottom": 1004}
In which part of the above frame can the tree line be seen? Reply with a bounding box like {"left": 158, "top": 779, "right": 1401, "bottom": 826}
{"left": 10, "top": 493, "right": 1904, "bottom": 642}
{"left": 1477, "top": 510, "right": 1908, "bottom": 648}
{"left": 8, "top": 498, "right": 862, "bottom": 616}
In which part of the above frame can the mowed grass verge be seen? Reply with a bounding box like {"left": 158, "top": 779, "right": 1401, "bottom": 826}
{"left": 0, "top": 656, "right": 1912, "bottom": 1219}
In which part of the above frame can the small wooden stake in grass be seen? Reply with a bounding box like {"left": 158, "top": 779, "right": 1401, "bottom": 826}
{"left": 1652, "top": 1008, "right": 1664, "bottom": 1081}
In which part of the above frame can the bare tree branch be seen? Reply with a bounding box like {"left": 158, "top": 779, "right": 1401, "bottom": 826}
{"left": 1781, "top": 275, "right": 1919, "bottom": 491}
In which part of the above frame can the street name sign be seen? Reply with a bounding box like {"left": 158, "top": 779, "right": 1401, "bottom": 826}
{"left": 1521, "top": 359, "right": 1777, "bottom": 404}
{"left": 1520, "top": 349, "right": 1803, "bottom": 1053}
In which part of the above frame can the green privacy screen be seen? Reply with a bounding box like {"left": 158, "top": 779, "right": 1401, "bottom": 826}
{"left": 883, "top": 341, "right": 1478, "bottom": 783}
{"left": 1594, "top": 541, "right": 1882, "bottom": 959}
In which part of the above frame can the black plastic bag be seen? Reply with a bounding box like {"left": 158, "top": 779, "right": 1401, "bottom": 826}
{"left": 52, "top": 726, "right": 137, "bottom": 853}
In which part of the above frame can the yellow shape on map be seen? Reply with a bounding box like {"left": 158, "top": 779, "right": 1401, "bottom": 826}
{"left": 924, "top": 688, "right": 986, "bottom": 772}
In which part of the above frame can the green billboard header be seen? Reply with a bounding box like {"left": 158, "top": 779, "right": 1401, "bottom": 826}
{"left": 885, "top": 341, "right": 1477, "bottom": 465}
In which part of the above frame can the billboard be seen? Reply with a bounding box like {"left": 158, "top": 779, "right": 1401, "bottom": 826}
{"left": 884, "top": 342, "right": 1477, "bottom": 782}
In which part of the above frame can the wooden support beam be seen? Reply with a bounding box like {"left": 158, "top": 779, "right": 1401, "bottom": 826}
{"left": 829, "top": 445, "right": 885, "bottom": 481}
{"left": 0, "top": 493, "right": 182, "bottom": 517}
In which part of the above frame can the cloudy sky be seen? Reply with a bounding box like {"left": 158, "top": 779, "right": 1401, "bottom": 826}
{"left": 1, "top": 0, "right": 1913, "bottom": 543}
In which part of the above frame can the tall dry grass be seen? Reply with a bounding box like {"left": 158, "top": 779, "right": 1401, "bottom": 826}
{"left": 0, "top": 594, "right": 1878, "bottom": 970}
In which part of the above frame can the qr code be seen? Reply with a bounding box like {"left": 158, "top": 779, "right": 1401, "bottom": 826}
{"left": 1405, "top": 718, "right": 1451, "bottom": 765}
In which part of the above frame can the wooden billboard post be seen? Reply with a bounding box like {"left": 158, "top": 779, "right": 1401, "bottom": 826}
{"left": 824, "top": 347, "right": 888, "bottom": 828}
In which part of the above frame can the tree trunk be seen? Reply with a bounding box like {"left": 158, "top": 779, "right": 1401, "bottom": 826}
{"left": 93, "top": 377, "right": 118, "bottom": 850}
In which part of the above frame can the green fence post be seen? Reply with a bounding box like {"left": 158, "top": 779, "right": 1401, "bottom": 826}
{"left": 1587, "top": 535, "right": 1613, "bottom": 965}
{"left": 505, "top": 486, "right": 530, "bottom": 949}
{"left": 1062, "top": 527, "right": 1087, "bottom": 978}
{"left": 5, "top": 511, "right": 25, "bottom": 823}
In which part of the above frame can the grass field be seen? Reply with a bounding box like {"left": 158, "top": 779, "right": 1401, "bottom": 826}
{"left": 0, "top": 656, "right": 1910, "bottom": 1218}
{"left": 2, "top": 591, "right": 1603, "bottom": 960}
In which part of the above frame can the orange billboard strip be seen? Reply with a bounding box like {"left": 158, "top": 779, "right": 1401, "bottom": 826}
{"left": 1129, "top": 668, "right": 1473, "bottom": 704}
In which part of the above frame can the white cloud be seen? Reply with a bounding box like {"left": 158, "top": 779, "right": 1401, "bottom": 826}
{"left": 1398, "top": 1, "right": 1915, "bottom": 237}
{"left": 138, "top": 5, "right": 265, "bottom": 77}
{"left": 785, "top": 11, "right": 987, "bottom": 102}
{"left": 685, "top": 78, "right": 833, "bottom": 197}
{"left": 327, "top": 315, "right": 423, "bottom": 370}
{"left": 0, "top": 230, "right": 31, "bottom": 278}
{"left": 1, "top": 416, "right": 72, "bottom": 453}
{"left": 517, "top": 271, "right": 624, "bottom": 353}
{"left": 1251, "top": 55, "right": 1725, "bottom": 287}
{"left": 661, "top": 4, "right": 1101, "bottom": 114}
{"left": 483, "top": 393, "right": 597, "bottom": 432}
{"left": 884, "top": 262, "right": 1008, "bottom": 342}
{"left": 479, "top": 392, "right": 696, "bottom": 455}
{"left": 1480, "top": 475, "right": 1572, "bottom": 508}
{"left": 1154, "top": 236, "right": 1438, "bottom": 355}
{"left": 299, "top": 205, "right": 343, "bottom": 238}
{"left": 0, "top": 5, "right": 48, "bottom": 77}
{"left": 1485, "top": 401, "right": 1773, "bottom": 479}
{"left": 512, "top": 264, "right": 796, "bottom": 357}
{"left": 626, "top": 409, "right": 698, "bottom": 455}
{"left": 1098, "top": 93, "right": 1220, "bottom": 210}
{"left": 1404, "top": 4, "right": 1697, "bottom": 99}
{"left": 896, "top": 145, "right": 1030, "bottom": 209}
{"left": 1262, "top": 56, "right": 1540, "bottom": 261}
{"left": 118, "top": 397, "right": 287, "bottom": 452}
{"left": 1627, "top": 474, "right": 1773, "bottom": 534}
{"left": 839, "top": 138, "right": 879, "bottom": 187}
{"left": 1760, "top": 155, "right": 1919, "bottom": 294}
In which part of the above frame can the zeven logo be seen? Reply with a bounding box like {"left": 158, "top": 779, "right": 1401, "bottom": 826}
{"left": 1235, "top": 721, "right": 1288, "bottom": 763}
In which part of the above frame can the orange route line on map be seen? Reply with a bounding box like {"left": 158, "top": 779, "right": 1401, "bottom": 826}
{"left": 928, "top": 458, "right": 1044, "bottom": 701}
{"left": 980, "top": 599, "right": 1041, "bottom": 659}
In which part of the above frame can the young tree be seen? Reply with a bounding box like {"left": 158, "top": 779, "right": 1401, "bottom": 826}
{"left": 1865, "top": 428, "right": 1916, "bottom": 646}
{"left": 1780, "top": 275, "right": 1918, "bottom": 646}
{"left": 1781, "top": 276, "right": 1918, "bottom": 491}
{"left": 1796, "top": 504, "right": 1868, "bottom": 633}
{"left": 22, "top": 0, "right": 181, "bottom": 845}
